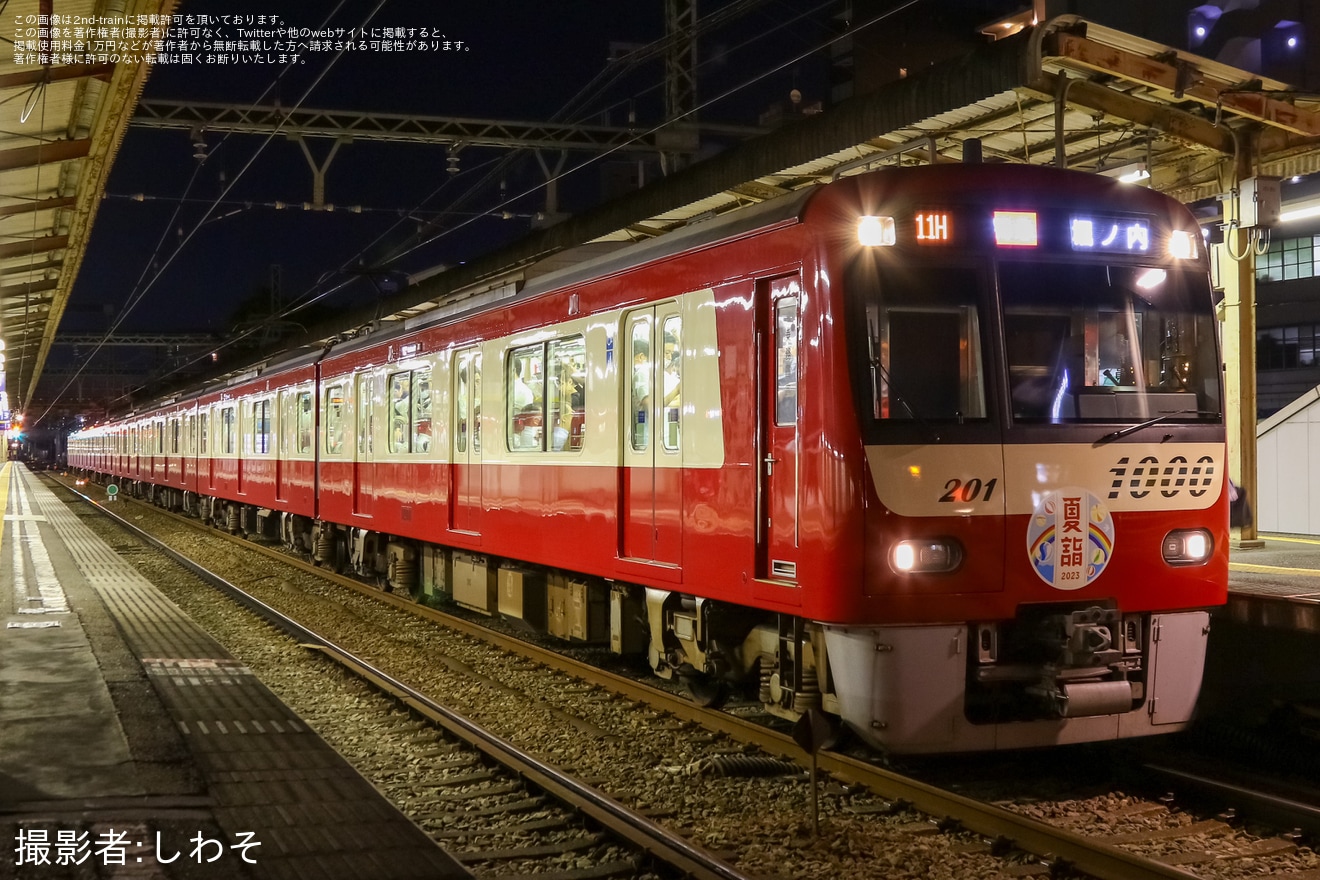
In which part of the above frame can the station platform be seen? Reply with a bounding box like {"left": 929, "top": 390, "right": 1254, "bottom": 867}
{"left": 0, "top": 462, "right": 470, "bottom": 880}
{"left": 1224, "top": 532, "right": 1320, "bottom": 631}
{"left": 1195, "top": 533, "right": 1320, "bottom": 716}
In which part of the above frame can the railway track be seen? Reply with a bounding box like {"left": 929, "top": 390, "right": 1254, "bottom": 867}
{"left": 63, "top": 483, "right": 750, "bottom": 880}
{"left": 55, "top": 474, "right": 1320, "bottom": 880}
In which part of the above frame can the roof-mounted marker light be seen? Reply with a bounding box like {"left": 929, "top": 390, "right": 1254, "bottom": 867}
{"left": 993, "top": 211, "right": 1037, "bottom": 247}
{"left": 1169, "top": 229, "right": 1198, "bottom": 260}
{"left": 1172, "top": 229, "right": 1203, "bottom": 259}
{"left": 858, "top": 215, "right": 896, "bottom": 247}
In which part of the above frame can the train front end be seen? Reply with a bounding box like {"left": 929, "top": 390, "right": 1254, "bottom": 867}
{"left": 821, "top": 165, "right": 1228, "bottom": 753}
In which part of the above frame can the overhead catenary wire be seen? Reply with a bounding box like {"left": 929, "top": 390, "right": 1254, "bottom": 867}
{"left": 53, "top": 0, "right": 926, "bottom": 416}
{"left": 91, "top": 0, "right": 855, "bottom": 401}
{"left": 122, "top": 0, "right": 926, "bottom": 401}
{"left": 363, "top": 0, "right": 923, "bottom": 272}
{"left": 34, "top": 0, "right": 384, "bottom": 425}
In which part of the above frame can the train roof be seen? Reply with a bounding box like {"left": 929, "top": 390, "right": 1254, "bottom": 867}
{"left": 104, "top": 179, "right": 821, "bottom": 417}
{"left": 314, "top": 182, "right": 821, "bottom": 362}
{"left": 112, "top": 161, "right": 1198, "bottom": 419}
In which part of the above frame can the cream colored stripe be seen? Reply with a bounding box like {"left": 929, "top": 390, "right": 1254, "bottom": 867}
{"left": 1230, "top": 563, "right": 1320, "bottom": 578}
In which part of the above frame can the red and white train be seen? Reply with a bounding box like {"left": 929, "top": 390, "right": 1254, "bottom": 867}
{"left": 69, "top": 161, "right": 1228, "bottom": 754}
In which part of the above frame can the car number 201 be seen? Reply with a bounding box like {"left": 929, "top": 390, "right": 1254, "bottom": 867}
{"left": 939, "top": 477, "right": 998, "bottom": 503}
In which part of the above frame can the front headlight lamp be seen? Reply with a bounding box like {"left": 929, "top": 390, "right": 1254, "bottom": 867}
{"left": 889, "top": 538, "right": 963, "bottom": 574}
{"left": 1162, "top": 529, "right": 1213, "bottom": 566}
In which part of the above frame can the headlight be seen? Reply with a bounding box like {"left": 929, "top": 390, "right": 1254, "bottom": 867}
{"left": 1162, "top": 529, "right": 1213, "bottom": 565}
{"left": 857, "top": 215, "right": 896, "bottom": 247}
{"left": 889, "top": 538, "right": 963, "bottom": 574}
{"left": 1168, "top": 229, "right": 1198, "bottom": 260}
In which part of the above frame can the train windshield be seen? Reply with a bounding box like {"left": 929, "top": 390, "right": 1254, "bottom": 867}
{"left": 848, "top": 257, "right": 1221, "bottom": 435}
{"left": 857, "top": 263, "right": 990, "bottom": 424}
{"left": 1001, "top": 261, "right": 1221, "bottom": 425}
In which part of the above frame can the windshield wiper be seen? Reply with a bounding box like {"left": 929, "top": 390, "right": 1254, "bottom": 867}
{"left": 1092, "top": 410, "right": 1216, "bottom": 446}
{"left": 875, "top": 359, "right": 942, "bottom": 442}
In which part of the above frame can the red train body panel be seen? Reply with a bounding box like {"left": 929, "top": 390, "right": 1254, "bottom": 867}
{"left": 71, "top": 163, "right": 1228, "bottom": 753}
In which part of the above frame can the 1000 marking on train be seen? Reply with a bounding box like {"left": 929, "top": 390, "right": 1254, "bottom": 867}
{"left": 1107, "top": 454, "right": 1216, "bottom": 500}
{"left": 931, "top": 452, "right": 1217, "bottom": 508}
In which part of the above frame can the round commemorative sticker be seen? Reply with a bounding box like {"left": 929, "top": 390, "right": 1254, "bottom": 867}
{"left": 1026, "top": 487, "right": 1115, "bottom": 590}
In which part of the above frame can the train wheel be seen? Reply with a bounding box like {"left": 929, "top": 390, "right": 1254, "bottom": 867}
{"left": 684, "top": 673, "right": 729, "bottom": 709}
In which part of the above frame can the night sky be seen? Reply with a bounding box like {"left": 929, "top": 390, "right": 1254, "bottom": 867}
{"left": 67, "top": 0, "right": 838, "bottom": 354}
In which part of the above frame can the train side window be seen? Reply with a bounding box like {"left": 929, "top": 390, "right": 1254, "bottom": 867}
{"left": 629, "top": 316, "right": 651, "bottom": 451}
{"left": 507, "top": 343, "right": 545, "bottom": 451}
{"left": 221, "top": 407, "right": 236, "bottom": 454}
{"left": 297, "top": 391, "right": 313, "bottom": 454}
{"left": 156, "top": 420, "right": 164, "bottom": 454}
{"left": 170, "top": 418, "right": 180, "bottom": 454}
{"left": 507, "top": 339, "right": 581, "bottom": 453}
{"left": 660, "top": 317, "right": 682, "bottom": 450}
{"left": 548, "top": 336, "right": 585, "bottom": 452}
{"left": 389, "top": 371, "right": 410, "bottom": 453}
{"left": 254, "top": 399, "right": 272, "bottom": 454}
{"left": 412, "top": 369, "right": 432, "bottom": 453}
{"left": 325, "top": 384, "right": 345, "bottom": 454}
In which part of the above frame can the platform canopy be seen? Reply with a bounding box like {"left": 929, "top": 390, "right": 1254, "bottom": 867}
{"left": 9, "top": 12, "right": 1320, "bottom": 407}
{"left": 343, "top": 16, "right": 1320, "bottom": 338}
{"left": 0, "top": 0, "right": 178, "bottom": 416}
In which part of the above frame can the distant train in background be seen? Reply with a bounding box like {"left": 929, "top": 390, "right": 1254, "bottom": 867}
{"left": 70, "top": 161, "right": 1228, "bottom": 754}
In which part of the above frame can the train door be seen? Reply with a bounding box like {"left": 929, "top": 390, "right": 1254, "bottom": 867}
{"left": 184, "top": 414, "right": 195, "bottom": 487}
{"left": 759, "top": 275, "right": 802, "bottom": 581}
{"left": 275, "top": 391, "right": 289, "bottom": 502}
{"left": 200, "top": 409, "right": 214, "bottom": 490}
{"left": 155, "top": 419, "right": 165, "bottom": 483}
{"left": 620, "top": 304, "right": 683, "bottom": 565}
{"left": 168, "top": 417, "right": 178, "bottom": 483}
{"left": 236, "top": 404, "right": 249, "bottom": 495}
{"left": 450, "top": 349, "right": 483, "bottom": 533}
{"left": 353, "top": 372, "right": 376, "bottom": 516}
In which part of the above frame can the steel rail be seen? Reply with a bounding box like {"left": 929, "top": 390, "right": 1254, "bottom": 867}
{"left": 63, "top": 484, "right": 757, "bottom": 880}
{"left": 68, "top": 481, "right": 1199, "bottom": 880}
{"left": 1145, "top": 762, "right": 1320, "bottom": 837}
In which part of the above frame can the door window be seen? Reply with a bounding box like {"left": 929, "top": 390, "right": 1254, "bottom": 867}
{"left": 774, "top": 298, "right": 798, "bottom": 426}
{"left": 629, "top": 316, "right": 652, "bottom": 451}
